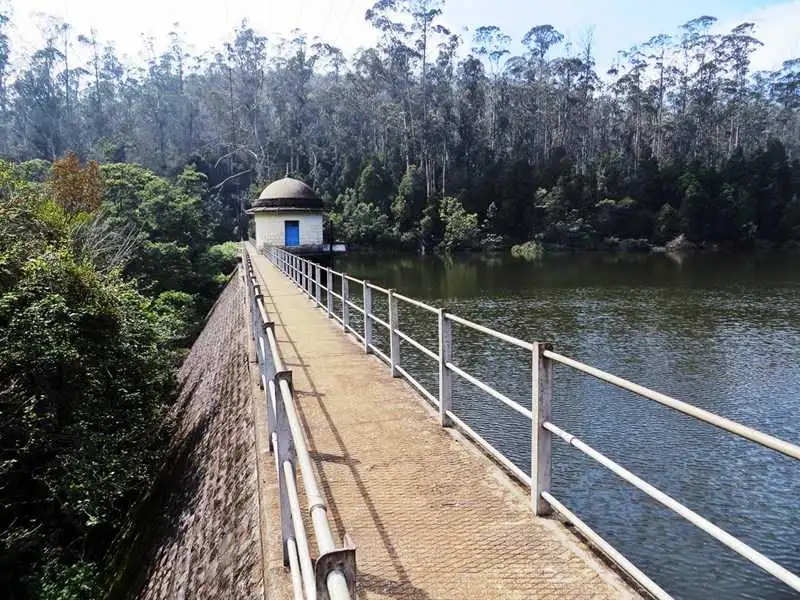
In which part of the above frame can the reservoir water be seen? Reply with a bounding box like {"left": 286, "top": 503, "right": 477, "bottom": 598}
{"left": 332, "top": 250, "right": 800, "bottom": 600}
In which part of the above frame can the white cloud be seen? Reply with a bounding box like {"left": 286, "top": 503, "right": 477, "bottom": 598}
{"left": 4, "top": 0, "right": 798, "bottom": 73}
{"left": 6, "top": 0, "right": 378, "bottom": 64}
{"left": 717, "top": 1, "right": 800, "bottom": 72}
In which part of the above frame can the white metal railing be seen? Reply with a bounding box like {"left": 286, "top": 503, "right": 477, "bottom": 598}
{"left": 243, "top": 250, "right": 356, "bottom": 600}
{"left": 263, "top": 245, "right": 800, "bottom": 599}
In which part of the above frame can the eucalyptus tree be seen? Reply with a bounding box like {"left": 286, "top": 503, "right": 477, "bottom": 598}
{"left": 0, "top": 9, "right": 11, "bottom": 149}
{"left": 12, "top": 33, "right": 65, "bottom": 159}
{"left": 0, "top": 6, "right": 799, "bottom": 249}
{"left": 472, "top": 25, "right": 510, "bottom": 152}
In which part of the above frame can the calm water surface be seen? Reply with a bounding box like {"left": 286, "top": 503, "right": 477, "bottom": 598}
{"left": 332, "top": 251, "right": 800, "bottom": 600}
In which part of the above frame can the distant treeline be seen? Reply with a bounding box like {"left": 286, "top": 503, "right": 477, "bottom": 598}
{"left": 0, "top": 4, "right": 799, "bottom": 253}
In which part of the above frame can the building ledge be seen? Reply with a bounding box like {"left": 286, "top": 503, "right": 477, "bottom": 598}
{"left": 265, "top": 243, "right": 346, "bottom": 255}
{"left": 247, "top": 207, "right": 324, "bottom": 214}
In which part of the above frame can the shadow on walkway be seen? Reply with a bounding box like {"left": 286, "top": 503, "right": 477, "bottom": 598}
{"left": 261, "top": 278, "right": 431, "bottom": 600}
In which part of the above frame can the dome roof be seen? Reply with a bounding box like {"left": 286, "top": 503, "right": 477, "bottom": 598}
{"left": 250, "top": 177, "right": 323, "bottom": 212}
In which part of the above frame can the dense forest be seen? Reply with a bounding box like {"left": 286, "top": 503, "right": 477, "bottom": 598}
{"left": 1, "top": 2, "right": 799, "bottom": 251}
{"left": 0, "top": 154, "right": 238, "bottom": 598}
{"left": 1, "top": 0, "right": 800, "bottom": 596}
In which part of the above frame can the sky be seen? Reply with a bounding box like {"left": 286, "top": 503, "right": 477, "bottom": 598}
{"left": 4, "top": 0, "right": 800, "bottom": 73}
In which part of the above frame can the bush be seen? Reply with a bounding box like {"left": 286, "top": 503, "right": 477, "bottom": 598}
{"left": 439, "top": 196, "right": 478, "bottom": 251}
{"left": 0, "top": 161, "right": 177, "bottom": 597}
{"left": 510, "top": 240, "right": 544, "bottom": 260}
{"left": 206, "top": 241, "right": 241, "bottom": 274}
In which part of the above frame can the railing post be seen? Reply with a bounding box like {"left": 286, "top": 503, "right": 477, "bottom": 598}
{"left": 275, "top": 371, "right": 296, "bottom": 565}
{"left": 532, "top": 342, "right": 553, "bottom": 516}
{"left": 438, "top": 309, "right": 452, "bottom": 426}
{"left": 388, "top": 289, "right": 400, "bottom": 377}
{"left": 315, "top": 264, "right": 321, "bottom": 304}
{"left": 341, "top": 275, "right": 349, "bottom": 332}
{"left": 363, "top": 282, "right": 372, "bottom": 354}
{"left": 326, "top": 267, "right": 333, "bottom": 317}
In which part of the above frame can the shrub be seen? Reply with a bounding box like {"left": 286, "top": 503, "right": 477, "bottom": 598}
{"left": 510, "top": 240, "right": 544, "bottom": 260}
{"left": 0, "top": 161, "right": 177, "bottom": 597}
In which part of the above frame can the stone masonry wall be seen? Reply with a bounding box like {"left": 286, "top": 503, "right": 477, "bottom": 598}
{"left": 131, "top": 270, "right": 265, "bottom": 600}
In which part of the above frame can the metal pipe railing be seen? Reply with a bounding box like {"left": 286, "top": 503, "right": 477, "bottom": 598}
{"left": 544, "top": 421, "right": 800, "bottom": 593}
{"left": 260, "top": 243, "right": 800, "bottom": 599}
{"left": 445, "top": 312, "right": 535, "bottom": 351}
{"left": 244, "top": 249, "right": 355, "bottom": 600}
{"left": 366, "top": 282, "right": 390, "bottom": 295}
{"left": 445, "top": 360, "right": 532, "bottom": 419}
{"left": 544, "top": 350, "right": 800, "bottom": 461}
{"left": 394, "top": 292, "right": 438, "bottom": 313}
{"left": 286, "top": 538, "right": 306, "bottom": 600}
{"left": 283, "top": 461, "right": 316, "bottom": 600}
{"left": 395, "top": 365, "right": 438, "bottom": 406}
{"left": 541, "top": 491, "right": 671, "bottom": 600}
{"left": 395, "top": 328, "right": 438, "bottom": 361}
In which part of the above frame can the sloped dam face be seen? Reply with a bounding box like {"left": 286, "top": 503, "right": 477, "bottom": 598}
{"left": 113, "top": 271, "right": 265, "bottom": 600}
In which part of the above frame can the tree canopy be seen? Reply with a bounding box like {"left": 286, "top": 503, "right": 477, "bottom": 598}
{"left": 0, "top": 157, "right": 238, "bottom": 597}
{"left": 0, "top": 6, "right": 798, "bottom": 250}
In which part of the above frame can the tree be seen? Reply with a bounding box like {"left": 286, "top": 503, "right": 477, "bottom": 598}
{"left": 0, "top": 8, "right": 798, "bottom": 250}
{"left": 0, "top": 161, "right": 176, "bottom": 596}
{"left": 50, "top": 152, "right": 103, "bottom": 214}
{"left": 439, "top": 196, "right": 478, "bottom": 249}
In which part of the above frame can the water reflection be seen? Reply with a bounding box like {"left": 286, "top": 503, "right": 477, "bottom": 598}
{"left": 335, "top": 250, "right": 800, "bottom": 600}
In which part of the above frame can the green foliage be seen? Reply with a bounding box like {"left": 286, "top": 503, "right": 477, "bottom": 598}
{"left": 36, "top": 559, "right": 100, "bottom": 600}
{"left": 0, "top": 10, "right": 798, "bottom": 252}
{"left": 355, "top": 162, "right": 392, "bottom": 214}
{"left": 510, "top": 240, "right": 544, "bottom": 260}
{"left": 679, "top": 172, "right": 710, "bottom": 242}
{"left": 155, "top": 290, "right": 199, "bottom": 347}
{"left": 439, "top": 196, "right": 478, "bottom": 251}
{"left": 392, "top": 166, "right": 427, "bottom": 233}
{"left": 100, "top": 163, "right": 232, "bottom": 304}
{"left": 655, "top": 203, "right": 680, "bottom": 244}
{"left": 0, "top": 157, "right": 237, "bottom": 598}
{"left": 0, "top": 170, "right": 178, "bottom": 596}
{"left": 330, "top": 187, "right": 391, "bottom": 246}
{"left": 16, "top": 160, "right": 51, "bottom": 183}
{"left": 781, "top": 195, "right": 800, "bottom": 241}
{"left": 206, "top": 241, "right": 241, "bottom": 272}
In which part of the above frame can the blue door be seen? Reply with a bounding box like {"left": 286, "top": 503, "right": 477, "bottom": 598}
{"left": 284, "top": 220, "right": 300, "bottom": 246}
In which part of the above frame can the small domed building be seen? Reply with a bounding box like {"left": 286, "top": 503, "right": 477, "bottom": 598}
{"left": 248, "top": 177, "right": 325, "bottom": 251}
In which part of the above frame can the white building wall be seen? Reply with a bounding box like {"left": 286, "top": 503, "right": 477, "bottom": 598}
{"left": 254, "top": 212, "right": 324, "bottom": 249}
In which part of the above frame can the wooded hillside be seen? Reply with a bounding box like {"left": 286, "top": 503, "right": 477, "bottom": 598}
{"left": 1, "top": 3, "right": 799, "bottom": 250}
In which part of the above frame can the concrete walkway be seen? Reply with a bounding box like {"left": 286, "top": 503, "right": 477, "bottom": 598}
{"left": 249, "top": 246, "right": 639, "bottom": 600}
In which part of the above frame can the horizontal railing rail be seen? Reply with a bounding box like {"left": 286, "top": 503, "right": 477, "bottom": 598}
{"left": 243, "top": 250, "right": 356, "bottom": 600}
{"left": 263, "top": 244, "right": 800, "bottom": 599}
